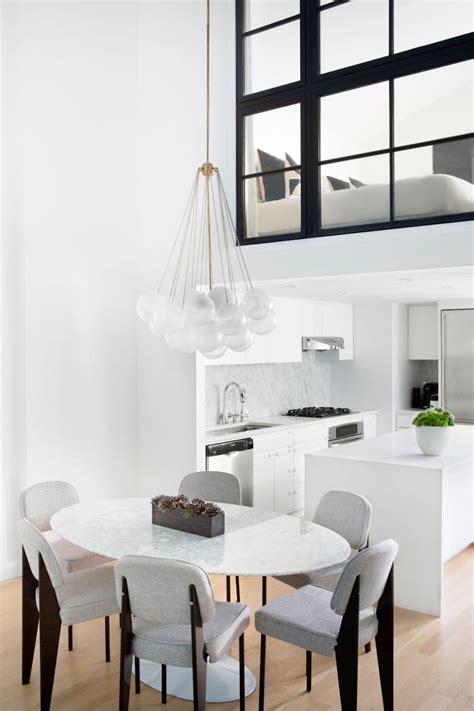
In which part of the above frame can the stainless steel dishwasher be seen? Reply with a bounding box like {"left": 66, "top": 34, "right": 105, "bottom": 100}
{"left": 205, "top": 438, "right": 254, "bottom": 506}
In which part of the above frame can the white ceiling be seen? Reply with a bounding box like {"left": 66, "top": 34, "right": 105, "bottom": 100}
{"left": 253, "top": 266, "right": 474, "bottom": 304}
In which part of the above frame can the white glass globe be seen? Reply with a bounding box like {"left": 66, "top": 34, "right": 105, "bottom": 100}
{"left": 184, "top": 290, "right": 216, "bottom": 325}
{"left": 208, "top": 285, "right": 236, "bottom": 310}
{"left": 149, "top": 302, "right": 185, "bottom": 335}
{"left": 247, "top": 309, "right": 277, "bottom": 335}
{"left": 164, "top": 324, "right": 196, "bottom": 353}
{"left": 240, "top": 288, "right": 273, "bottom": 320}
{"left": 215, "top": 303, "right": 246, "bottom": 336}
{"left": 136, "top": 291, "right": 164, "bottom": 322}
{"left": 224, "top": 327, "right": 254, "bottom": 352}
{"left": 203, "top": 344, "right": 227, "bottom": 359}
{"left": 192, "top": 323, "right": 224, "bottom": 353}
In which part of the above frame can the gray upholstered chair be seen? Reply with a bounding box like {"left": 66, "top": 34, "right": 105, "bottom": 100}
{"left": 179, "top": 470, "right": 242, "bottom": 602}
{"left": 18, "top": 519, "right": 119, "bottom": 711}
{"left": 256, "top": 539, "right": 398, "bottom": 711}
{"left": 116, "top": 555, "right": 250, "bottom": 711}
{"left": 20, "top": 481, "right": 110, "bottom": 574}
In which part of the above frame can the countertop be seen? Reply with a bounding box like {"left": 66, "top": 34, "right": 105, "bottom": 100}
{"left": 205, "top": 411, "right": 378, "bottom": 445}
{"left": 307, "top": 425, "right": 473, "bottom": 470}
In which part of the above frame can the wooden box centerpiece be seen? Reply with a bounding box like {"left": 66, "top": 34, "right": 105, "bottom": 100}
{"left": 151, "top": 494, "right": 225, "bottom": 538}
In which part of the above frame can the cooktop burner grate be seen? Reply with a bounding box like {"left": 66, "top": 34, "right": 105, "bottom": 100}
{"left": 286, "top": 407, "right": 352, "bottom": 418}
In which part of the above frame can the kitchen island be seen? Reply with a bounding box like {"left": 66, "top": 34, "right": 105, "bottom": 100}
{"left": 305, "top": 426, "right": 473, "bottom": 616}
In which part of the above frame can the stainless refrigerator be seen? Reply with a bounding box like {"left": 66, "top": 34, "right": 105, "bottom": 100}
{"left": 441, "top": 309, "right": 474, "bottom": 424}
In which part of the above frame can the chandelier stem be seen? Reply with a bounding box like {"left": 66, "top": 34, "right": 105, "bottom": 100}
{"left": 206, "top": 0, "right": 210, "bottom": 165}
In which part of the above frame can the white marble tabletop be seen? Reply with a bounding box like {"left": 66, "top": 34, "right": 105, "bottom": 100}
{"left": 50, "top": 499, "right": 350, "bottom": 577}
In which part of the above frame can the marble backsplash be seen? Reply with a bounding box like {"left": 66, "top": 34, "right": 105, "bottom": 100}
{"left": 205, "top": 352, "right": 334, "bottom": 426}
{"left": 415, "top": 360, "right": 439, "bottom": 385}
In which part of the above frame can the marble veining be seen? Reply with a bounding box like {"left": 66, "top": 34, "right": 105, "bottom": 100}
{"left": 206, "top": 352, "right": 333, "bottom": 426}
{"left": 415, "top": 360, "right": 439, "bottom": 386}
{"left": 51, "top": 499, "right": 350, "bottom": 577}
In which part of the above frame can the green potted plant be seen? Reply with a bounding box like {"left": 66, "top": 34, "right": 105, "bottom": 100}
{"left": 151, "top": 494, "right": 225, "bottom": 537}
{"left": 412, "top": 407, "right": 455, "bottom": 455}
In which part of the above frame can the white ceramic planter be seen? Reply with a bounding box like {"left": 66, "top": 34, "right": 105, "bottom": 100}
{"left": 415, "top": 426, "right": 452, "bottom": 456}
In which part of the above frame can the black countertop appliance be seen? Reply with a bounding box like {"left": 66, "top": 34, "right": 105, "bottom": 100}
{"left": 422, "top": 382, "right": 438, "bottom": 408}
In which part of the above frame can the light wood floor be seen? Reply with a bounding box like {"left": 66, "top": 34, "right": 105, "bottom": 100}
{"left": 1, "top": 546, "right": 472, "bottom": 710}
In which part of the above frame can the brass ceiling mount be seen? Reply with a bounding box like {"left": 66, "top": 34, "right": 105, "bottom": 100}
{"left": 200, "top": 161, "right": 217, "bottom": 177}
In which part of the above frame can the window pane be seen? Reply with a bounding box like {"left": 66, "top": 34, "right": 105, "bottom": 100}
{"left": 395, "top": 0, "right": 473, "bottom": 53}
{"left": 395, "top": 139, "right": 474, "bottom": 220}
{"left": 244, "top": 20, "right": 300, "bottom": 95}
{"left": 320, "top": 83, "right": 389, "bottom": 160}
{"left": 320, "top": 155, "right": 390, "bottom": 227}
{"left": 320, "top": 0, "right": 389, "bottom": 74}
{"left": 244, "top": 173, "right": 302, "bottom": 238}
{"left": 395, "top": 61, "right": 474, "bottom": 147}
{"left": 244, "top": 103, "right": 301, "bottom": 175}
{"left": 244, "top": 0, "right": 300, "bottom": 32}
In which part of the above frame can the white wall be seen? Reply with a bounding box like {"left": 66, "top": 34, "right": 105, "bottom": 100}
{"left": 1, "top": 0, "right": 234, "bottom": 580}
{"left": 331, "top": 302, "right": 417, "bottom": 433}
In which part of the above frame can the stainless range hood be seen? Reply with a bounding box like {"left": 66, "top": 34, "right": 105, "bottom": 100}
{"left": 302, "top": 336, "right": 345, "bottom": 352}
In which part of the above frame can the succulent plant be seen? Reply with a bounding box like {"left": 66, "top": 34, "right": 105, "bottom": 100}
{"left": 151, "top": 494, "right": 223, "bottom": 518}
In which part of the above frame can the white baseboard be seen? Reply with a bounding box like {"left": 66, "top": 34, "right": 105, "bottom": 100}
{"left": 0, "top": 560, "right": 21, "bottom": 582}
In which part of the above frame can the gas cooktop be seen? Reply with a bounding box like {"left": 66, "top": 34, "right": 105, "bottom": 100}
{"left": 286, "top": 407, "right": 352, "bottom": 419}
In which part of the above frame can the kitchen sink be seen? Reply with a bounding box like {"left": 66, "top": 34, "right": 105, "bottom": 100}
{"left": 207, "top": 422, "right": 277, "bottom": 436}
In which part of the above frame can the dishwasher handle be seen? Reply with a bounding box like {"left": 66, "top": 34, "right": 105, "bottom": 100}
{"left": 206, "top": 437, "right": 253, "bottom": 458}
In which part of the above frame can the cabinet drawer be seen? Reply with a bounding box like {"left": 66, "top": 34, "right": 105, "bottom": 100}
{"left": 396, "top": 413, "right": 416, "bottom": 429}
{"left": 253, "top": 430, "right": 292, "bottom": 453}
{"left": 293, "top": 425, "right": 328, "bottom": 446}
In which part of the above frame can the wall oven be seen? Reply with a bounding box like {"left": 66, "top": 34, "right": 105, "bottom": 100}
{"left": 328, "top": 421, "right": 364, "bottom": 447}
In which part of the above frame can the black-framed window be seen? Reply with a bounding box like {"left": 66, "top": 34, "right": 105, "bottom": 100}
{"left": 236, "top": 0, "right": 474, "bottom": 243}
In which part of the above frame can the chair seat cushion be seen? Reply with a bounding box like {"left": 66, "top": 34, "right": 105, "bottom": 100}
{"left": 58, "top": 564, "right": 120, "bottom": 625}
{"left": 44, "top": 530, "right": 112, "bottom": 572}
{"left": 132, "top": 601, "right": 250, "bottom": 667}
{"left": 275, "top": 550, "right": 358, "bottom": 592}
{"left": 255, "top": 585, "right": 378, "bottom": 657}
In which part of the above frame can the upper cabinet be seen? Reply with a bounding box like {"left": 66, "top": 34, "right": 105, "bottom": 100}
{"left": 408, "top": 305, "right": 439, "bottom": 360}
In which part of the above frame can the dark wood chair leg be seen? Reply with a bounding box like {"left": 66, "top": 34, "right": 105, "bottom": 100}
{"left": 161, "top": 663, "right": 167, "bottom": 703}
{"left": 365, "top": 642, "right": 371, "bottom": 654}
{"left": 306, "top": 650, "right": 312, "bottom": 692}
{"left": 68, "top": 625, "right": 73, "bottom": 651}
{"left": 335, "top": 576, "right": 360, "bottom": 711}
{"left": 262, "top": 576, "right": 267, "bottom": 606}
{"left": 39, "top": 554, "right": 62, "bottom": 711}
{"left": 258, "top": 634, "right": 266, "bottom": 711}
{"left": 105, "top": 616, "right": 110, "bottom": 662}
{"left": 236, "top": 575, "right": 241, "bottom": 603}
{"left": 190, "top": 585, "right": 207, "bottom": 711}
{"left": 22, "top": 547, "right": 39, "bottom": 685}
{"left": 239, "top": 633, "right": 245, "bottom": 711}
{"left": 134, "top": 656, "right": 141, "bottom": 694}
{"left": 226, "top": 575, "right": 232, "bottom": 602}
{"left": 375, "top": 566, "right": 394, "bottom": 711}
{"left": 119, "top": 578, "right": 133, "bottom": 711}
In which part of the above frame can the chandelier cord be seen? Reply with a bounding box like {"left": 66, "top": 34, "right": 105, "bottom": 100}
{"left": 206, "top": 0, "right": 211, "bottom": 165}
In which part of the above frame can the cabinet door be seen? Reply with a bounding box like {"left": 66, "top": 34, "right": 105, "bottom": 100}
{"left": 274, "top": 448, "right": 294, "bottom": 514}
{"left": 300, "top": 301, "right": 322, "bottom": 336}
{"left": 253, "top": 451, "right": 275, "bottom": 511}
{"left": 247, "top": 298, "right": 302, "bottom": 365}
{"left": 362, "top": 413, "right": 377, "bottom": 439}
{"left": 408, "top": 305, "right": 438, "bottom": 360}
{"left": 293, "top": 439, "right": 328, "bottom": 512}
{"left": 321, "top": 302, "right": 353, "bottom": 360}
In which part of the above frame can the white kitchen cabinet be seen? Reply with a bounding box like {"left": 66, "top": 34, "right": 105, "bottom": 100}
{"left": 274, "top": 448, "right": 294, "bottom": 514}
{"left": 253, "top": 451, "right": 275, "bottom": 510}
{"left": 246, "top": 297, "right": 301, "bottom": 365}
{"left": 361, "top": 412, "right": 377, "bottom": 438}
{"left": 408, "top": 305, "right": 439, "bottom": 360}
{"left": 321, "top": 302, "right": 353, "bottom": 360}
{"left": 293, "top": 439, "right": 328, "bottom": 511}
{"left": 300, "top": 301, "right": 322, "bottom": 336}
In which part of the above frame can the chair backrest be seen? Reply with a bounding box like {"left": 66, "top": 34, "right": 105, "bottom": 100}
{"left": 19, "top": 481, "right": 79, "bottom": 532}
{"left": 314, "top": 490, "right": 372, "bottom": 550}
{"left": 331, "top": 539, "right": 398, "bottom": 615}
{"left": 115, "top": 556, "right": 216, "bottom": 625}
{"left": 17, "top": 518, "right": 65, "bottom": 589}
{"left": 178, "top": 471, "right": 241, "bottom": 505}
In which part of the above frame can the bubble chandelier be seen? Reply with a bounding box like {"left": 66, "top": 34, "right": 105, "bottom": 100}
{"left": 136, "top": 0, "right": 276, "bottom": 359}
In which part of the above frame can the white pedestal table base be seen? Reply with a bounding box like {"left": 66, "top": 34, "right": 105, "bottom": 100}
{"left": 137, "top": 656, "right": 256, "bottom": 702}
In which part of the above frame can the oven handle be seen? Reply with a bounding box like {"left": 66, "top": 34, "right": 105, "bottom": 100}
{"left": 329, "top": 434, "right": 364, "bottom": 447}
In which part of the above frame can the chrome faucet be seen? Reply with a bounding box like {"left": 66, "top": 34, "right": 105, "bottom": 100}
{"left": 223, "top": 382, "right": 248, "bottom": 424}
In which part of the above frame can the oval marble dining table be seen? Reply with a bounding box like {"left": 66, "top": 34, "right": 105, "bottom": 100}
{"left": 51, "top": 498, "right": 350, "bottom": 703}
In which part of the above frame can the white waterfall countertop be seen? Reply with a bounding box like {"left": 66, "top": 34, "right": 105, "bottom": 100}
{"left": 309, "top": 425, "right": 473, "bottom": 469}
{"left": 305, "top": 425, "right": 473, "bottom": 617}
